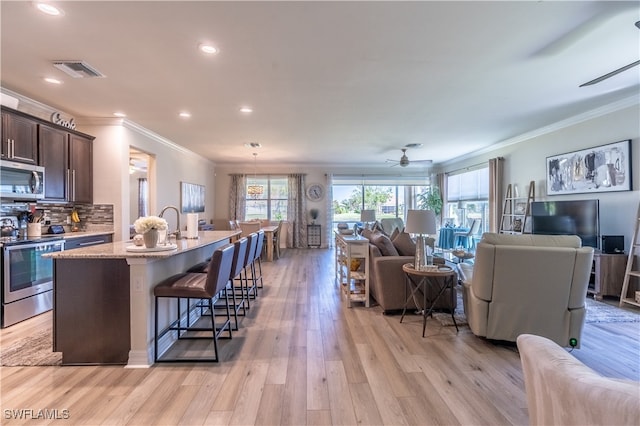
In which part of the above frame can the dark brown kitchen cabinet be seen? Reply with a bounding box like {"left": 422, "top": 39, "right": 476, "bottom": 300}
{"left": 38, "top": 124, "right": 69, "bottom": 200}
{"left": 1, "top": 109, "right": 38, "bottom": 164}
{"left": 69, "top": 133, "right": 93, "bottom": 203}
{"left": 38, "top": 124, "right": 94, "bottom": 203}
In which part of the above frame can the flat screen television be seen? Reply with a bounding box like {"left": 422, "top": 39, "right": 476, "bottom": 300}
{"left": 531, "top": 200, "right": 599, "bottom": 248}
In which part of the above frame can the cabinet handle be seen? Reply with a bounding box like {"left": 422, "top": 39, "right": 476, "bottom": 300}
{"left": 72, "top": 169, "right": 76, "bottom": 201}
{"left": 10, "top": 139, "right": 14, "bottom": 158}
{"left": 78, "top": 239, "right": 105, "bottom": 246}
{"left": 66, "top": 169, "right": 71, "bottom": 199}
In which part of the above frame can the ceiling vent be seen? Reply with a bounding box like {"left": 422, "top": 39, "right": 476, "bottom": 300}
{"left": 53, "top": 61, "right": 105, "bottom": 78}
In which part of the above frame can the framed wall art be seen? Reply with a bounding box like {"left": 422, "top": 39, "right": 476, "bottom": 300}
{"left": 181, "top": 182, "right": 205, "bottom": 213}
{"left": 546, "top": 140, "right": 632, "bottom": 195}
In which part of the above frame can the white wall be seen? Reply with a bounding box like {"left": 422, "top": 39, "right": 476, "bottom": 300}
{"left": 79, "top": 120, "right": 216, "bottom": 241}
{"left": 438, "top": 104, "right": 640, "bottom": 252}
{"left": 213, "top": 104, "right": 639, "bottom": 251}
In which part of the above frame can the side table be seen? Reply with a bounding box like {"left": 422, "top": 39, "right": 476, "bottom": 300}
{"left": 400, "top": 263, "right": 458, "bottom": 337}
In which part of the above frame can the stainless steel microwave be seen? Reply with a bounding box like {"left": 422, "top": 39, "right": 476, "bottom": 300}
{"left": 0, "top": 160, "right": 45, "bottom": 200}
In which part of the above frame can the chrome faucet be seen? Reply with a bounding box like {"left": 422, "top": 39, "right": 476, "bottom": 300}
{"left": 159, "top": 205, "right": 182, "bottom": 239}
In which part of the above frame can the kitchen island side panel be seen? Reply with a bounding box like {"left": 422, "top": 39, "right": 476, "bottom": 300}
{"left": 54, "top": 258, "right": 130, "bottom": 365}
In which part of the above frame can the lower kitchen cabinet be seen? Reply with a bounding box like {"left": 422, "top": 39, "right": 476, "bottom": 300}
{"left": 64, "top": 234, "right": 113, "bottom": 250}
{"left": 53, "top": 258, "right": 130, "bottom": 364}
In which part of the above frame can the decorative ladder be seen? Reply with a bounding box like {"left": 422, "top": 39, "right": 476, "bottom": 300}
{"left": 619, "top": 200, "right": 640, "bottom": 308}
{"left": 499, "top": 181, "right": 535, "bottom": 234}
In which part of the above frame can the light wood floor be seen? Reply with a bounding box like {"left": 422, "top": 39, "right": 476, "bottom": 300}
{"left": 1, "top": 248, "right": 639, "bottom": 425}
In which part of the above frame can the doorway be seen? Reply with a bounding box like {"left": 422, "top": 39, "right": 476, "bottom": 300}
{"left": 129, "top": 148, "right": 152, "bottom": 235}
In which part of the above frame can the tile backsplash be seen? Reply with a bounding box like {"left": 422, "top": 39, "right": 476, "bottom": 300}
{"left": 0, "top": 202, "right": 113, "bottom": 226}
{"left": 41, "top": 203, "right": 114, "bottom": 225}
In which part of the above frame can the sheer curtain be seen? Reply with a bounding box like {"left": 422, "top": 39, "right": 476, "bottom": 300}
{"left": 436, "top": 173, "right": 446, "bottom": 226}
{"left": 488, "top": 157, "right": 504, "bottom": 233}
{"left": 138, "top": 178, "right": 148, "bottom": 217}
{"left": 229, "top": 174, "right": 246, "bottom": 221}
{"left": 287, "top": 174, "right": 307, "bottom": 248}
{"left": 325, "top": 174, "right": 333, "bottom": 247}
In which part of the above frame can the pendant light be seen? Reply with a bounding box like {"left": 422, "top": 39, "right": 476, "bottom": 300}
{"left": 247, "top": 152, "right": 264, "bottom": 198}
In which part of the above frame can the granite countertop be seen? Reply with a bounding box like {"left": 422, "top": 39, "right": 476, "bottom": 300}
{"left": 47, "top": 230, "right": 240, "bottom": 259}
{"left": 61, "top": 230, "right": 114, "bottom": 239}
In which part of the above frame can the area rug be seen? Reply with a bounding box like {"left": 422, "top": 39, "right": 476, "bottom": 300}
{"left": 584, "top": 298, "right": 640, "bottom": 323}
{"left": 432, "top": 290, "right": 640, "bottom": 326}
{"left": 0, "top": 329, "right": 61, "bottom": 366}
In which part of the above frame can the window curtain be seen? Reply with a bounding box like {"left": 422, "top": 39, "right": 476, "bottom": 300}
{"left": 435, "top": 173, "right": 446, "bottom": 226}
{"left": 325, "top": 174, "right": 333, "bottom": 247}
{"left": 488, "top": 157, "right": 504, "bottom": 233}
{"left": 138, "top": 178, "right": 148, "bottom": 218}
{"left": 287, "top": 174, "right": 307, "bottom": 248}
{"left": 228, "top": 174, "right": 246, "bottom": 221}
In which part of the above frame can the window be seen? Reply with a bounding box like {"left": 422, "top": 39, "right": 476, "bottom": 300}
{"left": 245, "top": 176, "right": 288, "bottom": 221}
{"left": 446, "top": 167, "right": 489, "bottom": 233}
{"left": 331, "top": 175, "right": 430, "bottom": 229}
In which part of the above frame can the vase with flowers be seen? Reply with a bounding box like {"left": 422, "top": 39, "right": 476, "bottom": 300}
{"left": 133, "top": 215, "right": 168, "bottom": 249}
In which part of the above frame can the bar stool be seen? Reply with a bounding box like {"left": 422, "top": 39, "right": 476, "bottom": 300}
{"left": 238, "top": 232, "right": 258, "bottom": 304}
{"left": 252, "top": 230, "right": 265, "bottom": 291}
{"left": 189, "top": 237, "right": 250, "bottom": 329}
{"left": 154, "top": 243, "right": 235, "bottom": 363}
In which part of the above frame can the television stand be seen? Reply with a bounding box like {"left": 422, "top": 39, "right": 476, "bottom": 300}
{"left": 588, "top": 251, "right": 627, "bottom": 300}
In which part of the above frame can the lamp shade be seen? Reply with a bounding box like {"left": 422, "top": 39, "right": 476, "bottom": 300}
{"left": 405, "top": 210, "right": 436, "bottom": 235}
{"left": 360, "top": 209, "right": 376, "bottom": 222}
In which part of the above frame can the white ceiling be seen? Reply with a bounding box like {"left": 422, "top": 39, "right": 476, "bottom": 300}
{"left": 1, "top": 1, "right": 639, "bottom": 168}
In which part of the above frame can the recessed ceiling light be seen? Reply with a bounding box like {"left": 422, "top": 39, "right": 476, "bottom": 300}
{"left": 199, "top": 43, "right": 219, "bottom": 55}
{"left": 240, "top": 107, "right": 253, "bottom": 114}
{"left": 43, "top": 77, "right": 62, "bottom": 84}
{"left": 113, "top": 112, "right": 126, "bottom": 118}
{"left": 34, "top": 2, "right": 64, "bottom": 16}
{"left": 179, "top": 112, "right": 191, "bottom": 118}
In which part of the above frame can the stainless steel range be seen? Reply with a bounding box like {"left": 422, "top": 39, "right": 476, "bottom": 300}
{"left": 1, "top": 216, "right": 65, "bottom": 327}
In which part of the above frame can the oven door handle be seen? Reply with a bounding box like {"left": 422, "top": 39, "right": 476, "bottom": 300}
{"left": 30, "top": 170, "right": 41, "bottom": 194}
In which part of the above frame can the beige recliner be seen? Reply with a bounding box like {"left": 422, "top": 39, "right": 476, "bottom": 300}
{"left": 457, "top": 233, "right": 593, "bottom": 347}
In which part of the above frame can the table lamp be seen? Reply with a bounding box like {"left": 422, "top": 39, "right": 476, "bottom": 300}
{"left": 405, "top": 209, "right": 437, "bottom": 271}
{"left": 360, "top": 209, "right": 376, "bottom": 227}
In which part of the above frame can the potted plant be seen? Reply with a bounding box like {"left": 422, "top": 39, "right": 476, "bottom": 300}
{"left": 309, "top": 208, "right": 319, "bottom": 224}
{"left": 417, "top": 186, "right": 443, "bottom": 215}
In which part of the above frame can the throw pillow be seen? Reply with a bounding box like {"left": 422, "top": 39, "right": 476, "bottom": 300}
{"left": 361, "top": 228, "right": 382, "bottom": 241}
{"left": 389, "top": 227, "right": 400, "bottom": 241}
{"left": 372, "top": 233, "right": 399, "bottom": 256}
{"left": 393, "top": 231, "right": 416, "bottom": 256}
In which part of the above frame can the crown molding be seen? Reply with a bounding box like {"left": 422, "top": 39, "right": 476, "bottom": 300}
{"left": 1, "top": 87, "right": 211, "bottom": 164}
{"left": 442, "top": 94, "right": 639, "bottom": 167}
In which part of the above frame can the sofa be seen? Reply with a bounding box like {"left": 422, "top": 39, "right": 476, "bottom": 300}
{"left": 364, "top": 226, "right": 457, "bottom": 314}
{"left": 458, "top": 233, "right": 593, "bottom": 347}
{"left": 517, "top": 334, "right": 640, "bottom": 425}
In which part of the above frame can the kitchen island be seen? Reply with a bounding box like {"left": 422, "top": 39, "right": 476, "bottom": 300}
{"left": 48, "top": 230, "right": 240, "bottom": 368}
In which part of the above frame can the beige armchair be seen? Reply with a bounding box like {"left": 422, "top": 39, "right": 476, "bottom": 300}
{"left": 457, "top": 233, "right": 593, "bottom": 347}
{"left": 517, "top": 334, "right": 640, "bottom": 425}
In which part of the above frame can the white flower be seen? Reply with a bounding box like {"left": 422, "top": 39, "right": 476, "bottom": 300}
{"left": 133, "top": 215, "right": 168, "bottom": 233}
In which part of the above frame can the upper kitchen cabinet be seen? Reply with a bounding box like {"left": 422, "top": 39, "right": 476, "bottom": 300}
{"left": 39, "top": 124, "right": 94, "bottom": 203}
{"left": 1, "top": 108, "right": 38, "bottom": 165}
{"left": 38, "top": 124, "right": 69, "bottom": 201}
{"left": 68, "top": 133, "right": 93, "bottom": 203}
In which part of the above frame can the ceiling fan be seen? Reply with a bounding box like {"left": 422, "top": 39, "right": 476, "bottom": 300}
{"left": 579, "top": 21, "right": 640, "bottom": 87}
{"left": 386, "top": 148, "right": 432, "bottom": 168}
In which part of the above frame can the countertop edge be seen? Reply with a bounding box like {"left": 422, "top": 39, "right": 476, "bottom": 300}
{"left": 47, "top": 230, "right": 240, "bottom": 259}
